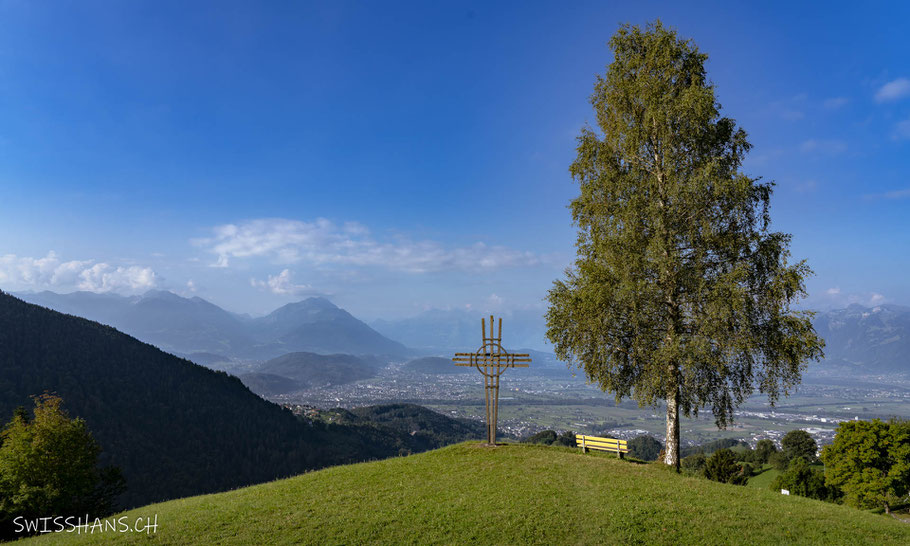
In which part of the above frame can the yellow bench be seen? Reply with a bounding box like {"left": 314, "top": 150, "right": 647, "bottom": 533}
{"left": 576, "top": 434, "right": 628, "bottom": 459}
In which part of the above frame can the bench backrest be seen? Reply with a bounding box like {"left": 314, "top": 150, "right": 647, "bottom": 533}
{"left": 576, "top": 434, "right": 628, "bottom": 454}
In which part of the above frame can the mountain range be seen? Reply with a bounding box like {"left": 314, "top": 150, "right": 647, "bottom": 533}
{"left": 375, "top": 305, "right": 910, "bottom": 376}
{"left": 14, "top": 290, "right": 910, "bottom": 376}
{"left": 16, "top": 290, "right": 408, "bottom": 360}
{"left": 810, "top": 303, "right": 910, "bottom": 374}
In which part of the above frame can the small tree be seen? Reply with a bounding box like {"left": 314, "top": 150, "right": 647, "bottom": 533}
{"left": 523, "top": 430, "right": 558, "bottom": 445}
{"left": 769, "top": 451, "right": 790, "bottom": 471}
{"left": 781, "top": 430, "right": 817, "bottom": 463}
{"left": 704, "top": 449, "right": 746, "bottom": 485}
{"left": 771, "top": 457, "right": 839, "bottom": 502}
{"left": 545, "top": 20, "right": 824, "bottom": 471}
{"left": 556, "top": 430, "right": 577, "bottom": 447}
{"left": 681, "top": 453, "right": 707, "bottom": 475}
{"left": 0, "top": 394, "right": 125, "bottom": 536}
{"left": 821, "top": 419, "right": 910, "bottom": 514}
{"left": 628, "top": 435, "right": 663, "bottom": 461}
{"left": 755, "top": 439, "right": 778, "bottom": 465}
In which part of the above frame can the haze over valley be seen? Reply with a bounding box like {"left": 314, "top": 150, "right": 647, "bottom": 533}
{"left": 14, "top": 289, "right": 910, "bottom": 449}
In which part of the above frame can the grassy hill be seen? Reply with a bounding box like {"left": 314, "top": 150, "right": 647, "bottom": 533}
{"left": 27, "top": 443, "right": 910, "bottom": 545}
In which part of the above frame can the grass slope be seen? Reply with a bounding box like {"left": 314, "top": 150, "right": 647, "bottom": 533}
{"left": 30, "top": 443, "right": 910, "bottom": 545}
{"left": 746, "top": 464, "right": 782, "bottom": 490}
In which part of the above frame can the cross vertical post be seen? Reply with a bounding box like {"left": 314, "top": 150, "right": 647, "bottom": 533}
{"left": 453, "top": 316, "right": 531, "bottom": 446}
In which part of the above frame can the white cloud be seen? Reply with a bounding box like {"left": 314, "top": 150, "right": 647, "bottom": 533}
{"left": 875, "top": 78, "right": 910, "bottom": 102}
{"left": 0, "top": 251, "right": 157, "bottom": 294}
{"left": 250, "top": 269, "right": 315, "bottom": 295}
{"left": 78, "top": 264, "right": 157, "bottom": 293}
{"left": 800, "top": 139, "right": 847, "bottom": 154}
{"left": 823, "top": 97, "right": 848, "bottom": 109}
{"left": 195, "top": 218, "right": 541, "bottom": 273}
{"left": 826, "top": 287, "right": 841, "bottom": 296}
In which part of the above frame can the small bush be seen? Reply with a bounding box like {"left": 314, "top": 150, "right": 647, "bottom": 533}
{"left": 681, "top": 453, "right": 707, "bottom": 475}
{"left": 628, "top": 435, "right": 663, "bottom": 461}
{"left": 523, "top": 430, "right": 558, "bottom": 445}
{"left": 770, "top": 457, "right": 840, "bottom": 502}
{"left": 705, "top": 449, "right": 746, "bottom": 485}
{"left": 769, "top": 451, "right": 790, "bottom": 471}
{"left": 754, "top": 439, "right": 777, "bottom": 464}
{"left": 555, "top": 430, "right": 576, "bottom": 447}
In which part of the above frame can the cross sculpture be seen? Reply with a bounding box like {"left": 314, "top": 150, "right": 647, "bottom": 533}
{"left": 453, "top": 316, "right": 531, "bottom": 446}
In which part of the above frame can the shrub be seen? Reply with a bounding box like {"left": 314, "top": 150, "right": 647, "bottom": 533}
{"left": 555, "top": 430, "right": 577, "bottom": 447}
{"left": 770, "top": 457, "right": 840, "bottom": 502}
{"left": 705, "top": 449, "right": 744, "bottom": 484}
{"left": 754, "top": 439, "right": 777, "bottom": 464}
{"left": 524, "top": 430, "right": 558, "bottom": 445}
{"left": 769, "top": 451, "right": 790, "bottom": 471}
{"left": 628, "top": 435, "right": 663, "bottom": 461}
{"left": 681, "top": 453, "right": 707, "bottom": 475}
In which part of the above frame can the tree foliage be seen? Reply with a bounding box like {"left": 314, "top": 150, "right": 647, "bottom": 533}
{"left": 770, "top": 457, "right": 840, "bottom": 502}
{"left": 555, "top": 431, "right": 577, "bottom": 447}
{"left": 628, "top": 435, "right": 663, "bottom": 461}
{"left": 821, "top": 419, "right": 910, "bottom": 513}
{"left": 545, "top": 20, "right": 824, "bottom": 469}
{"left": 681, "top": 453, "right": 707, "bottom": 475}
{"left": 754, "top": 439, "right": 778, "bottom": 464}
{"left": 523, "top": 430, "right": 559, "bottom": 445}
{"left": 704, "top": 449, "right": 747, "bottom": 485}
{"left": 0, "top": 395, "right": 125, "bottom": 537}
{"left": 781, "top": 430, "right": 818, "bottom": 463}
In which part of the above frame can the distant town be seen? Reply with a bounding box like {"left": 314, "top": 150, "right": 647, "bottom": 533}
{"left": 277, "top": 361, "right": 910, "bottom": 449}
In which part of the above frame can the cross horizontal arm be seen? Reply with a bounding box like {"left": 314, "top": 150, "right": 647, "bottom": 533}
{"left": 453, "top": 353, "right": 531, "bottom": 358}
{"left": 452, "top": 357, "right": 531, "bottom": 363}
{"left": 452, "top": 362, "right": 530, "bottom": 367}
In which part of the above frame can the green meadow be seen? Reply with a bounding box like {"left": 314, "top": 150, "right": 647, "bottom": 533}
{"left": 26, "top": 443, "right": 910, "bottom": 545}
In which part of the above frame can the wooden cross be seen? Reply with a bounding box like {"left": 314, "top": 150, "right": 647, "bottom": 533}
{"left": 453, "top": 316, "right": 530, "bottom": 445}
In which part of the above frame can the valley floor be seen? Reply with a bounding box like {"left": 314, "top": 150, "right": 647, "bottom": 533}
{"left": 25, "top": 443, "right": 910, "bottom": 545}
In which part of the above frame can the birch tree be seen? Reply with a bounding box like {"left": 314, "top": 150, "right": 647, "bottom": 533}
{"left": 546, "top": 21, "right": 824, "bottom": 469}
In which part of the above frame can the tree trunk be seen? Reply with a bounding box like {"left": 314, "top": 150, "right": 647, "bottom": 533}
{"left": 664, "top": 385, "right": 680, "bottom": 471}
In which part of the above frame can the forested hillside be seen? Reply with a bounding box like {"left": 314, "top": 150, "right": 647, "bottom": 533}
{"left": 0, "top": 293, "right": 467, "bottom": 509}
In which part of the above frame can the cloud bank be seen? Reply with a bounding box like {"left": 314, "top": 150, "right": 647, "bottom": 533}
{"left": 0, "top": 252, "right": 157, "bottom": 294}
{"left": 195, "top": 218, "right": 541, "bottom": 273}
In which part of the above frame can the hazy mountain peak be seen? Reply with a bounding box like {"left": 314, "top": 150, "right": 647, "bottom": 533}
{"left": 296, "top": 296, "right": 337, "bottom": 309}
{"left": 141, "top": 289, "right": 185, "bottom": 301}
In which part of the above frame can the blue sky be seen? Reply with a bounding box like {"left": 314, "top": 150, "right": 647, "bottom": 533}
{"left": 0, "top": 1, "right": 908, "bottom": 320}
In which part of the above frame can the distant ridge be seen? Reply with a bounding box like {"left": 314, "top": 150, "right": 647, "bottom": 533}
{"left": 16, "top": 290, "right": 409, "bottom": 359}
{"left": 239, "top": 352, "right": 379, "bottom": 396}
